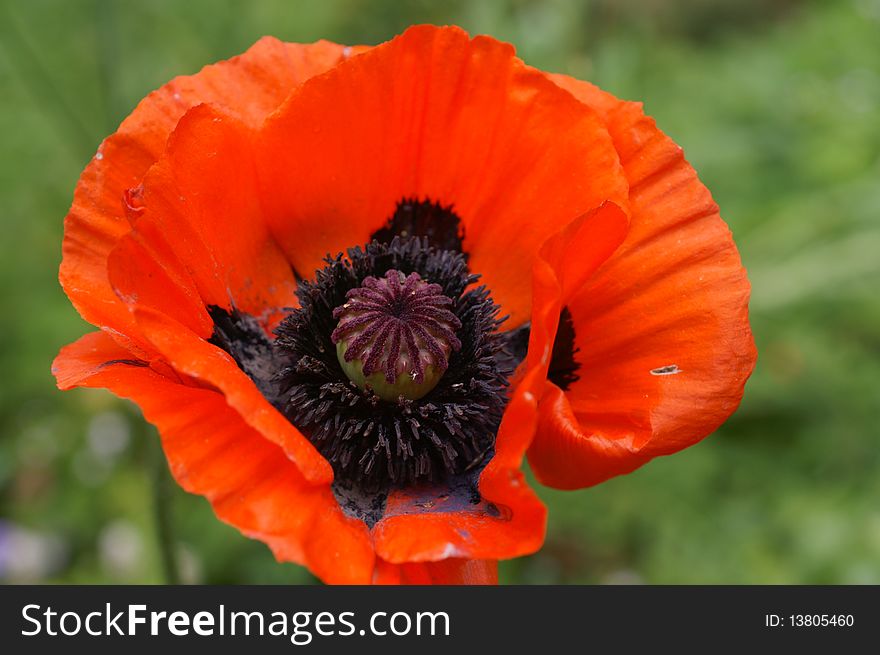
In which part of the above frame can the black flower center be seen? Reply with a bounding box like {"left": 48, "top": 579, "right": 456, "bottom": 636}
{"left": 208, "top": 199, "right": 528, "bottom": 525}
{"left": 274, "top": 236, "right": 510, "bottom": 494}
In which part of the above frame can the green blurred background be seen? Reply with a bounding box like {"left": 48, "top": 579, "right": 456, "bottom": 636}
{"left": 1, "top": 0, "right": 878, "bottom": 584}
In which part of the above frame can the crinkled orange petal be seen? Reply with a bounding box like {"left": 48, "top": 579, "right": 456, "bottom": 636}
{"left": 522, "top": 201, "right": 631, "bottom": 396}
{"left": 126, "top": 103, "right": 299, "bottom": 329}
{"left": 107, "top": 228, "right": 213, "bottom": 338}
{"left": 52, "top": 331, "right": 373, "bottom": 583}
{"left": 133, "top": 307, "right": 332, "bottom": 484}
{"left": 534, "top": 201, "right": 630, "bottom": 308}
{"left": 532, "top": 384, "right": 655, "bottom": 487}
{"left": 527, "top": 75, "right": 757, "bottom": 490}
{"left": 105, "top": 104, "right": 331, "bottom": 483}
{"left": 373, "top": 558, "right": 497, "bottom": 584}
{"left": 60, "top": 37, "right": 357, "bottom": 356}
{"left": 256, "top": 25, "right": 628, "bottom": 326}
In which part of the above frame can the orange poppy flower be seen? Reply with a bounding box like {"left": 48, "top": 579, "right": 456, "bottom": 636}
{"left": 52, "top": 25, "right": 755, "bottom": 584}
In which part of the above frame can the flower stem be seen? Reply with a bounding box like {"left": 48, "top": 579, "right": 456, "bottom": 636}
{"left": 151, "top": 438, "right": 180, "bottom": 584}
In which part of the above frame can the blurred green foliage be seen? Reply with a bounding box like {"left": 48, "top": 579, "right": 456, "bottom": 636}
{"left": 1, "top": 0, "right": 878, "bottom": 584}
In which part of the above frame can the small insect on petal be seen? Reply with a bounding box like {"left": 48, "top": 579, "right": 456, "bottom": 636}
{"left": 650, "top": 365, "right": 681, "bottom": 376}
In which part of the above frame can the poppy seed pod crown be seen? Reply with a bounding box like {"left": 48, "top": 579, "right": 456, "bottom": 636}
{"left": 331, "top": 268, "right": 462, "bottom": 401}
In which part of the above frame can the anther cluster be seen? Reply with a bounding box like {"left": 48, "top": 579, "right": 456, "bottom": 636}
{"left": 274, "top": 237, "right": 509, "bottom": 490}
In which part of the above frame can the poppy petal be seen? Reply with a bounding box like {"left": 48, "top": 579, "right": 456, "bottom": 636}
{"left": 53, "top": 330, "right": 154, "bottom": 390}
{"left": 136, "top": 306, "right": 333, "bottom": 484}
{"left": 107, "top": 229, "right": 213, "bottom": 338}
{"left": 373, "top": 558, "right": 497, "bottom": 584}
{"left": 256, "top": 25, "right": 629, "bottom": 327}
{"left": 52, "top": 331, "right": 374, "bottom": 583}
{"left": 522, "top": 201, "right": 631, "bottom": 392}
{"left": 126, "top": 103, "right": 300, "bottom": 329}
{"left": 528, "top": 76, "right": 757, "bottom": 489}
{"left": 104, "top": 104, "right": 331, "bottom": 483}
{"left": 60, "top": 38, "right": 357, "bottom": 356}
{"left": 534, "top": 201, "right": 630, "bottom": 308}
